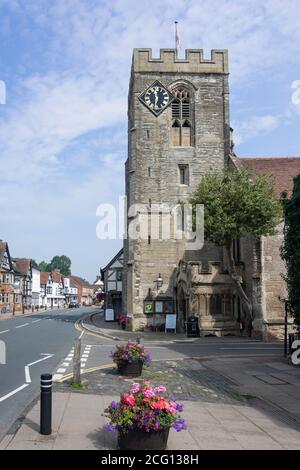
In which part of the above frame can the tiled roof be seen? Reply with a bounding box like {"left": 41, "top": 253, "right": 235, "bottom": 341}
{"left": 51, "top": 270, "right": 63, "bottom": 283}
{"left": 40, "top": 272, "right": 50, "bottom": 285}
{"left": 13, "top": 258, "right": 31, "bottom": 276}
{"left": 69, "top": 275, "right": 92, "bottom": 289}
{"left": 237, "top": 157, "right": 300, "bottom": 198}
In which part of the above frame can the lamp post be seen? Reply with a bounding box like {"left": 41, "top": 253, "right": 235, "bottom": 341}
{"left": 156, "top": 273, "right": 163, "bottom": 290}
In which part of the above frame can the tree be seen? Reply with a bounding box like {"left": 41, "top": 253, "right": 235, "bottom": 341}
{"left": 38, "top": 261, "right": 49, "bottom": 272}
{"left": 281, "top": 175, "right": 300, "bottom": 325}
{"left": 48, "top": 255, "right": 71, "bottom": 276}
{"left": 31, "top": 259, "right": 38, "bottom": 269}
{"left": 188, "top": 167, "right": 282, "bottom": 336}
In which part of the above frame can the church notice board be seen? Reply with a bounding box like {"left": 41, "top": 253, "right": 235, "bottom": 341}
{"left": 105, "top": 308, "right": 114, "bottom": 321}
{"left": 165, "top": 314, "right": 177, "bottom": 333}
{"left": 144, "top": 299, "right": 174, "bottom": 315}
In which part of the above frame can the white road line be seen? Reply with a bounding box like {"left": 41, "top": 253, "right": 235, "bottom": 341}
{"left": 32, "top": 319, "right": 41, "bottom": 323}
{"left": 0, "top": 329, "right": 10, "bottom": 334}
{"left": 25, "top": 354, "right": 54, "bottom": 383}
{"left": 79, "top": 331, "right": 84, "bottom": 339}
{"left": 56, "top": 368, "right": 66, "bottom": 374}
{"left": 221, "top": 347, "right": 282, "bottom": 350}
{"left": 82, "top": 354, "right": 89, "bottom": 358}
{"left": 0, "top": 384, "right": 29, "bottom": 403}
{"left": 61, "top": 362, "right": 70, "bottom": 367}
{"left": 16, "top": 323, "right": 29, "bottom": 329}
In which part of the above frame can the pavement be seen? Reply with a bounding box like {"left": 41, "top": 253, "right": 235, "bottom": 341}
{"left": 2, "top": 354, "right": 300, "bottom": 450}
{"left": 81, "top": 309, "right": 240, "bottom": 343}
{"left": 0, "top": 306, "right": 100, "bottom": 442}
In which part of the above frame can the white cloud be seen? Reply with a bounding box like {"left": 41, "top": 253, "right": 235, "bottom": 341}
{"left": 1, "top": 0, "right": 300, "bottom": 278}
{"left": 233, "top": 115, "right": 280, "bottom": 145}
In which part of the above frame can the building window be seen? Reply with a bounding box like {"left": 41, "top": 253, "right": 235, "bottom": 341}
{"left": 171, "top": 87, "right": 192, "bottom": 147}
{"left": 116, "top": 270, "right": 122, "bottom": 282}
{"left": 209, "top": 294, "right": 222, "bottom": 315}
{"left": 148, "top": 167, "right": 151, "bottom": 176}
{"left": 179, "top": 165, "right": 189, "bottom": 185}
{"left": 145, "top": 130, "right": 150, "bottom": 139}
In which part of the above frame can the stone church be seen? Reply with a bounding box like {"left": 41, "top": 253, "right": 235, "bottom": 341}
{"left": 122, "top": 48, "right": 300, "bottom": 339}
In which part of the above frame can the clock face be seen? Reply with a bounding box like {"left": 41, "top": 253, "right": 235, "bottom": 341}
{"left": 138, "top": 80, "right": 174, "bottom": 117}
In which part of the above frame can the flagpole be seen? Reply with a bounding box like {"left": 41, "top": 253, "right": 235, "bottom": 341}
{"left": 174, "top": 21, "right": 178, "bottom": 52}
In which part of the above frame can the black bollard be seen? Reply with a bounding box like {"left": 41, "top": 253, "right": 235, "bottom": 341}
{"left": 40, "top": 373, "right": 52, "bottom": 435}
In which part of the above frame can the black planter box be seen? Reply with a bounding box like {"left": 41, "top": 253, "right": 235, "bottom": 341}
{"left": 118, "top": 428, "right": 170, "bottom": 450}
{"left": 118, "top": 361, "right": 143, "bottom": 376}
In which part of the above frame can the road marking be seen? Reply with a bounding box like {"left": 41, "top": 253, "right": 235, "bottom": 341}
{"left": 24, "top": 354, "right": 54, "bottom": 383}
{"left": 32, "top": 319, "right": 41, "bottom": 323}
{"left": 53, "top": 374, "right": 63, "bottom": 381}
{"left": 0, "top": 330, "right": 10, "bottom": 334}
{"left": 61, "top": 362, "right": 70, "bottom": 367}
{"left": 16, "top": 323, "right": 29, "bottom": 329}
{"left": 221, "top": 347, "right": 282, "bottom": 350}
{"left": 0, "top": 384, "right": 29, "bottom": 403}
{"left": 56, "top": 368, "right": 66, "bottom": 374}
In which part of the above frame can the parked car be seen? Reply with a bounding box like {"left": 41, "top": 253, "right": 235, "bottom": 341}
{"left": 68, "top": 302, "right": 80, "bottom": 308}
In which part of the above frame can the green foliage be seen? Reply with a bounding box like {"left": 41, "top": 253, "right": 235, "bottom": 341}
{"left": 188, "top": 167, "right": 282, "bottom": 247}
{"left": 36, "top": 256, "right": 72, "bottom": 275}
{"left": 281, "top": 175, "right": 300, "bottom": 324}
{"left": 31, "top": 259, "right": 38, "bottom": 269}
{"left": 70, "top": 381, "right": 86, "bottom": 390}
{"left": 48, "top": 255, "right": 71, "bottom": 276}
{"left": 38, "top": 261, "right": 49, "bottom": 272}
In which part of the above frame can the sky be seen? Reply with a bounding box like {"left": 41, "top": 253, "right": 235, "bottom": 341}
{"left": 0, "top": 0, "right": 300, "bottom": 282}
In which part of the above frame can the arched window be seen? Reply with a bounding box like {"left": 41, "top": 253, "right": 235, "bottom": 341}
{"left": 171, "top": 87, "right": 192, "bottom": 146}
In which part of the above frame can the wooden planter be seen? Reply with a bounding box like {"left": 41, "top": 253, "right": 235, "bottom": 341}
{"left": 118, "top": 428, "right": 170, "bottom": 450}
{"left": 118, "top": 361, "right": 143, "bottom": 377}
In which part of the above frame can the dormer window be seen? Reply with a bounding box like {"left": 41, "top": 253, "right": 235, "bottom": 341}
{"left": 171, "top": 87, "right": 192, "bottom": 147}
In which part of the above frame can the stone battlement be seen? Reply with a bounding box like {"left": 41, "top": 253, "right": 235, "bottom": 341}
{"left": 132, "top": 48, "right": 228, "bottom": 74}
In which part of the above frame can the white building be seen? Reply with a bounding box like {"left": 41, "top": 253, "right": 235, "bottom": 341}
{"left": 40, "top": 270, "right": 65, "bottom": 308}
{"left": 64, "top": 277, "right": 78, "bottom": 305}
{"left": 31, "top": 267, "right": 40, "bottom": 308}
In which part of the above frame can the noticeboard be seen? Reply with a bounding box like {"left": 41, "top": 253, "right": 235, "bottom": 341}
{"left": 105, "top": 308, "right": 114, "bottom": 321}
{"left": 165, "top": 314, "right": 176, "bottom": 332}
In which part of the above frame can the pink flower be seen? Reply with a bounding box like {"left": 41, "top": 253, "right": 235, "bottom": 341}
{"left": 154, "top": 385, "right": 166, "bottom": 393}
{"left": 165, "top": 404, "right": 176, "bottom": 414}
{"left": 130, "top": 383, "right": 141, "bottom": 394}
{"left": 122, "top": 393, "right": 136, "bottom": 406}
{"left": 144, "top": 388, "right": 155, "bottom": 398}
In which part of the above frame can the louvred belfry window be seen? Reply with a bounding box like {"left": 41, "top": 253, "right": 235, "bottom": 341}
{"left": 171, "top": 87, "right": 192, "bottom": 146}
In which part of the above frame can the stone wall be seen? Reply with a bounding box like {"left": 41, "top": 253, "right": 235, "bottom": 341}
{"left": 123, "top": 48, "right": 230, "bottom": 330}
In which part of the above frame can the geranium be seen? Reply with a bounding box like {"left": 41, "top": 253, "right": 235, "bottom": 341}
{"left": 110, "top": 342, "right": 152, "bottom": 368}
{"left": 104, "top": 382, "right": 187, "bottom": 435}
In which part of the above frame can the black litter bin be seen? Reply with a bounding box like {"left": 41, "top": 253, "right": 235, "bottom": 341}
{"left": 186, "top": 316, "right": 200, "bottom": 337}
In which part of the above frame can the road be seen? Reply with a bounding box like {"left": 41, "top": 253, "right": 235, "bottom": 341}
{"left": 0, "top": 307, "right": 284, "bottom": 443}
{"left": 0, "top": 307, "right": 94, "bottom": 441}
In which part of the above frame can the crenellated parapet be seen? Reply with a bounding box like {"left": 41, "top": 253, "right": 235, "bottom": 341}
{"left": 132, "top": 48, "right": 228, "bottom": 74}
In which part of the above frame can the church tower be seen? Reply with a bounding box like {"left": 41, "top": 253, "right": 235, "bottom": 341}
{"left": 123, "top": 48, "right": 230, "bottom": 331}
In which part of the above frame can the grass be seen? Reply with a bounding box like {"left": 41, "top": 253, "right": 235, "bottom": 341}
{"left": 70, "top": 381, "right": 86, "bottom": 390}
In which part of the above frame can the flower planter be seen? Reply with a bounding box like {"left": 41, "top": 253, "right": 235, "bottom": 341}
{"left": 118, "top": 428, "right": 170, "bottom": 450}
{"left": 118, "top": 361, "right": 143, "bottom": 377}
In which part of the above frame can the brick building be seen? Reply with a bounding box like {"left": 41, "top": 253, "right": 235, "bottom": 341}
{"left": 122, "top": 47, "right": 300, "bottom": 339}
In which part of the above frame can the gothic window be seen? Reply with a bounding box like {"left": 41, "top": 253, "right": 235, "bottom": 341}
{"left": 179, "top": 164, "right": 189, "bottom": 185}
{"left": 209, "top": 294, "right": 222, "bottom": 315}
{"left": 171, "top": 87, "right": 192, "bottom": 147}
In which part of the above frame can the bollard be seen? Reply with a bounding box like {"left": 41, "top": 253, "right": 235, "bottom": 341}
{"left": 40, "top": 373, "right": 52, "bottom": 435}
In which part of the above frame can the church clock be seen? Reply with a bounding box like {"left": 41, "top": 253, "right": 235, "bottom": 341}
{"left": 138, "top": 80, "right": 174, "bottom": 117}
